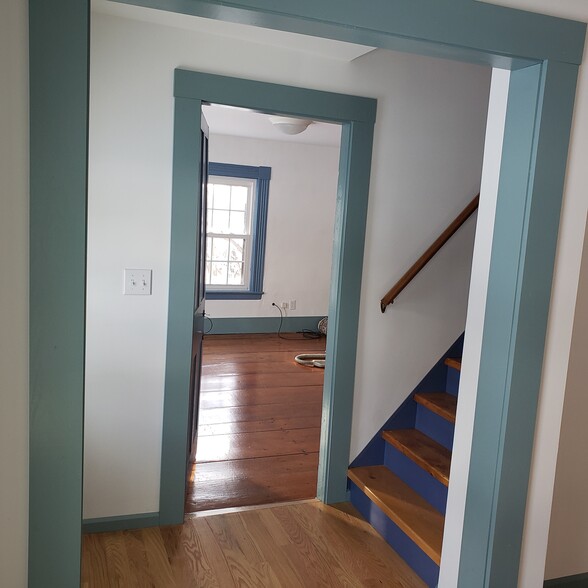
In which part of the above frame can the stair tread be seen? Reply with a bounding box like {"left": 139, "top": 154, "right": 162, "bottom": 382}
{"left": 348, "top": 465, "right": 444, "bottom": 564}
{"left": 382, "top": 429, "right": 451, "bottom": 486}
{"left": 444, "top": 357, "right": 462, "bottom": 371}
{"left": 414, "top": 392, "right": 457, "bottom": 423}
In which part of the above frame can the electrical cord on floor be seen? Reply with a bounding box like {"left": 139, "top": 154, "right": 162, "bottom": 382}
{"left": 204, "top": 313, "right": 214, "bottom": 334}
{"left": 272, "top": 303, "right": 323, "bottom": 340}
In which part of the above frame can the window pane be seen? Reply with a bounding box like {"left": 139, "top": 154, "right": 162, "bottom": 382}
{"left": 228, "top": 262, "right": 244, "bottom": 285}
{"left": 231, "top": 186, "right": 248, "bottom": 211}
{"left": 230, "top": 211, "right": 245, "bottom": 234}
{"left": 229, "top": 239, "right": 244, "bottom": 262}
{"left": 214, "top": 184, "right": 230, "bottom": 209}
{"left": 210, "top": 262, "right": 228, "bottom": 285}
{"left": 211, "top": 237, "right": 229, "bottom": 261}
{"left": 205, "top": 237, "right": 212, "bottom": 261}
{"left": 205, "top": 261, "right": 211, "bottom": 284}
{"left": 211, "top": 210, "right": 230, "bottom": 234}
{"left": 207, "top": 183, "right": 214, "bottom": 209}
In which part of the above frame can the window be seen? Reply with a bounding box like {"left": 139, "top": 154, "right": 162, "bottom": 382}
{"left": 205, "top": 163, "right": 271, "bottom": 300}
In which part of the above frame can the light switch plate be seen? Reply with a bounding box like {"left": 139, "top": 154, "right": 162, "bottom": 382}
{"left": 124, "top": 269, "right": 152, "bottom": 295}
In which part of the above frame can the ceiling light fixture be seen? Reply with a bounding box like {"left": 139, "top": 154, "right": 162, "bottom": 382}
{"left": 269, "top": 116, "right": 313, "bottom": 135}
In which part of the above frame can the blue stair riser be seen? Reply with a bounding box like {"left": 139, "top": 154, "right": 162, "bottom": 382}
{"left": 446, "top": 367, "right": 460, "bottom": 396}
{"left": 349, "top": 481, "right": 440, "bottom": 587}
{"left": 383, "top": 444, "right": 448, "bottom": 514}
{"left": 415, "top": 405, "right": 454, "bottom": 450}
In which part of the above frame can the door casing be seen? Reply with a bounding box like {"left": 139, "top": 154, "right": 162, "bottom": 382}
{"left": 160, "top": 69, "right": 377, "bottom": 524}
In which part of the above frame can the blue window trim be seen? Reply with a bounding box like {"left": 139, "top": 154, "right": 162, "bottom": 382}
{"left": 206, "top": 162, "right": 271, "bottom": 300}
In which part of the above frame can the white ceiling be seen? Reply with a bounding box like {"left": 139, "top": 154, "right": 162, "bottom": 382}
{"left": 92, "top": 0, "right": 356, "bottom": 146}
{"left": 92, "top": 0, "right": 376, "bottom": 61}
{"left": 202, "top": 104, "right": 342, "bottom": 147}
{"left": 478, "top": 0, "right": 588, "bottom": 22}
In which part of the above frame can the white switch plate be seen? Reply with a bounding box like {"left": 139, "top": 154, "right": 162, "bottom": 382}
{"left": 124, "top": 269, "right": 152, "bottom": 295}
{"left": 289, "top": 299, "right": 297, "bottom": 311}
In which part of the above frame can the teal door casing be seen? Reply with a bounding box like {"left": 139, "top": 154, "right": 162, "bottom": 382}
{"left": 28, "top": 0, "right": 585, "bottom": 586}
{"left": 161, "top": 69, "right": 377, "bottom": 524}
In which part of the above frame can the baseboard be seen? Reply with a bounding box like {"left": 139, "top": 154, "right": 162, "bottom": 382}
{"left": 207, "top": 315, "right": 324, "bottom": 335}
{"left": 82, "top": 512, "right": 160, "bottom": 534}
{"left": 544, "top": 573, "right": 588, "bottom": 587}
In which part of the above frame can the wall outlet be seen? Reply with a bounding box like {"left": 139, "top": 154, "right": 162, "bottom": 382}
{"left": 281, "top": 301, "right": 289, "bottom": 310}
{"left": 124, "top": 269, "right": 152, "bottom": 295}
{"left": 289, "top": 299, "right": 297, "bottom": 311}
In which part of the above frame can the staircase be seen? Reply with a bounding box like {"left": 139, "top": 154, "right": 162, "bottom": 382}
{"left": 348, "top": 350, "right": 461, "bottom": 587}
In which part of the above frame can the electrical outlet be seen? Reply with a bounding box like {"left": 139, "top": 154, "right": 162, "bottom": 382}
{"left": 124, "top": 269, "right": 152, "bottom": 295}
{"left": 289, "top": 299, "right": 296, "bottom": 311}
{"left": 281, "top": 301, "right": 289, "bottom": 310}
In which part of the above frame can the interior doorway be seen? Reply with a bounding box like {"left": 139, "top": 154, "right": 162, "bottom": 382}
{"left": 160, "top": 69, "right": 376, "bottom": 524}
{"left": 185, "top": 103, "right": 343, "bottom": 512}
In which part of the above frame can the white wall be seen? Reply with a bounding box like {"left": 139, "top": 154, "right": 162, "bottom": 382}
{"left": 206, "top": 134, "right": 339, "bottom": 319}
{"left": 439, "top": 68, "right": 510, "bottom": 587}
{"left": 85, "top": 10, "right": 490, "bottom": 518}
{"left": 0, "top": 0, "right": 29, "bottom": 586}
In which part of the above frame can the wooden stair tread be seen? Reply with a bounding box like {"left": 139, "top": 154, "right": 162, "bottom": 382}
{"left": 348, "top": 465, "right": 444, "bottom": 564}
{"left": 444, "top": 357, "right": 462, "bottom": 371}
{"left": 382, "top": 429, "right": 451, "bottom": 486}
{"left": 414, "top": 392, "right": 457, "bottom": 423}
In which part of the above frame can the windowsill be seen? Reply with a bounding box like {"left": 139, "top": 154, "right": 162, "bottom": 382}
{"left": 206, "top": 290, "right": 263, "bottom": 301}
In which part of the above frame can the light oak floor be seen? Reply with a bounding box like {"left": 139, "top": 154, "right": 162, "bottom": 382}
{"left": 82, "top": 500, "right": 425, "bottom": 587}
{"left": 187, "top": 333, "right": 326, "bottom": 512}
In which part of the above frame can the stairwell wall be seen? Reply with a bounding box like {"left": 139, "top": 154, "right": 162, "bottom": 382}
{"left": 84, "top": 8, "right": 491, "bottom": 518}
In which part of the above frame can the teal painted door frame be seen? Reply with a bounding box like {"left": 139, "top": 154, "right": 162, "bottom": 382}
{"left": 160, "top": 70, "right": 376, "bottom": 524}
{"left": 28, "top": 0, "right": 585, "bottom": 586}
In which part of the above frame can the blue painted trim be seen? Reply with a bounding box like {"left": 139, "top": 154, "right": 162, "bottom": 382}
{"left": 82, "top": 513, "right": 160, "bottom": 534}
{"left": 459, "top": 60, "right": 580, "bottom": 587}
{"left": 114, "top": 0, "right": 585, "bottom": 69}
{"left": 250, "top": 170, "right": 270, "bottom": 296}
{"left": 206, "top": 290, "right": 262, "bottom": 300}
{"left": 175, "top": 69, "right": 377, "bottom": 124}
{"left": 207, "top": 161, "right": 271, "bottom": 298}
{"left": 28, "top": 0, "right": 89, "bottom": 585}
{"left": 317, "top": 120, "right": 374, "bottom": 504}
{"left": 207, "top": 316, "right": 324, "bottom": 335}
{"left": 544, "top": 573, "right": 588, "bottom": 587}
{"left": 209, "top": 161, "right": 271, "bottom": 180}
{"left": 160, "top": 97, "right": 203, "bottom": 525}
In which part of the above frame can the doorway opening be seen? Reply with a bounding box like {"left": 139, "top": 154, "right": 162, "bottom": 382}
{"left": 160, "top": 69, "right": 376, "bottom": 524}
{"left": 187, "top": 104, "right": 342, "bottom": 512}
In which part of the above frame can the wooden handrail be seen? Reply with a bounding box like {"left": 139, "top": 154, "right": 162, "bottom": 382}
{"left": 380, "top": 194, "right": 480, "bottom": 312}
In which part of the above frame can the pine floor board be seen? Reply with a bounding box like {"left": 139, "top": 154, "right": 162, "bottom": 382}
{"left": 187, "top": 453, "right": 320, "bottom": 512}
{"left": 196, "top": 427, "right": 321, "bottom": 462}
{"left": 187, "top": 334, "right": 325, "bottom": 512}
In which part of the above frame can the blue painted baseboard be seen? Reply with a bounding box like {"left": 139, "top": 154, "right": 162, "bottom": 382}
{"left": 206, "top": 315, "right": 324, "bottom": 335}
{"left": 82, "top": 512, "right": 160, "bottom": 534}
{"left": 544, "top": 574, "right": 588, "bottom": 587}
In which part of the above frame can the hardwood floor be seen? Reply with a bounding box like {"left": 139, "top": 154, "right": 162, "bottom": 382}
{"left": 81, "top": 500, "right": 426, "bottom": 587}
{"left": 186, "top": 333, "right": 326, "bottom": 512}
